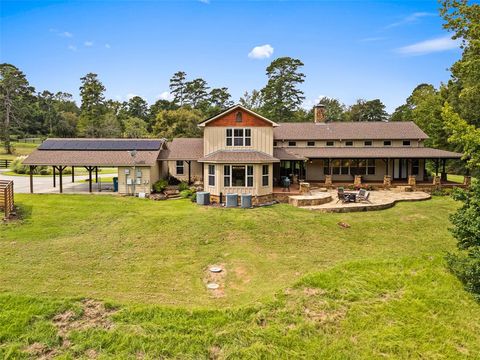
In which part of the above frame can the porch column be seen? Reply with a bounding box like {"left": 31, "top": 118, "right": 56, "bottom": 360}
{"left": 53, "top": 166, "right": 56, "bottom": 188}
{"left": 435, "top": 159, "right": 439, "bottom": 176}
{"left": 71, "top": 166, "right": 75, "bottom": 183}
{"left": 187, "top": 160, "right": 192, "bottom": 184}
{"left": 85, "top": 166, "right": 93, "bottom": 193}
{"left": 58, "top": 166, "right": 66, "bottom": 193}
{"left": 95, "top": 167, "right": 98, "bottom": 183}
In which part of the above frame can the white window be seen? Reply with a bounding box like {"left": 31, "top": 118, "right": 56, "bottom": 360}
{"left": 326, "top": 141, "right": 334, "bottom": 146}
{"left": 176, "top": 160, "right": 184, "bottom": 175}
{"left": 384, "top": 140, "right": 392, "bottom": 146}
{"left": 403, "top": 140, "right": 411, "bottom": 146}
{"left": 345, "top": 141, "right": 353, "bottom": 146}
{"left": 226, "top": 128, "right": 251, "bottom": 147}
{"left": 364, "top": 140, "right": 372, "bottom": 146}
{"left": 208, "top": 165, "right": 215, "bottom": 186}
{"left": 288, "top": 141, "right": 296, "bottom": 147}
{"left": 223, "top": 165, "right": 253, "bottom": 187}
{"left": 262, "top": 165, "right": 269, "bottom": 186}
{"left": 307, "top": 141, "right": 315, "bottom": 147}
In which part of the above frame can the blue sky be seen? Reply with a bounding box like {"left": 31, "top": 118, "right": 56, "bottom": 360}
{"left": 1, "top": 0, "right": 462, "bottom": 112}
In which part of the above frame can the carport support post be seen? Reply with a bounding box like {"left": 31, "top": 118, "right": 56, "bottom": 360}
{"left": 441, "top": 159, "right": 447, "bottom": 181}
{"left": 71, "top": 167, "right": 74, "bottom": 183}
{"left": 95, "top": 167, "right": 98, "bottom": 183}
{"left": 85, "top": 166, "right": 93, "bottom": 193}
{"left": 58, "top": 166, "right": 65, "bottom": 193}
{"left": 52, "top": 166, "right": 56, "bottom": 188}
{"left": 29, "top": 165, "right": 36, "bottom": 193}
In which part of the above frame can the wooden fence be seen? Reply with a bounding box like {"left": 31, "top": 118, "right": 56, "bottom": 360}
{"left": 0, "top": 180, "right": 14, "bottom": 219}
{"left": 0, "top": 159, "right": 12, "bottom": 169}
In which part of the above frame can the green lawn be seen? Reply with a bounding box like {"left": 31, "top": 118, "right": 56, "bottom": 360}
{"left": 1, "top": 195, "right": 479, "bottom": 358}
{"left": 0, "top": 142, "right": 38, "bottom": 160}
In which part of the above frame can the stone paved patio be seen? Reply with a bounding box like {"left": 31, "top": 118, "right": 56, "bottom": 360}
{"left": 299, "top": 190, "right": 431, "bottom": 213}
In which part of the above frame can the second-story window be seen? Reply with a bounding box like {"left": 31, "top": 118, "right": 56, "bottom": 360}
{"left": 403, "top": 140, "right": 411, "bottom": 146}
{"left": 384, "top": 140, "right": 392, "bottom": 146}
{"left": 273, "top": 141, "right": 278, "bottom": 147}
{"left": 345, "top": 141, "right": 353, "bottom": 146}
{"left": 307, "top": 141, "right": 315, "bottom": 147}
{"left": 288, "top": 141, "right": 296, "bottom": 147}
{"left": 226, "top": 128, "right": 251, "bottom": 146}
{"left": 364, "top": 140, "right": 372, "bottom": 146}
{"left": 326, "top": 141, "right": 334, "bottom": 146}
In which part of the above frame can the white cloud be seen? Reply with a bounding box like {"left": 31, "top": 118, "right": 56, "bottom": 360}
{"left": 395, "top": 35, "right": 461, "bottom": 56}
{"left": 199, "top": 0, "right": 210, "bottom": 3}
{"left": 157, "top": 91, "right": 174, "bottom": 101}
{"left": 386, "top": 12, "right": 436, "bottom": 29}
{"left": 302, "top": 95, "right": 330, "bottom": 109}
{"left": 248, "top": 44, "right": 274, "bottom": 59}
{"left": 84, "top": 41, "right": 94, "bottom": 47}
{"left": 67, "top": 44, "right": 77, "bottom": 52}
{"left": 61, "top": 31, "right": 73, "bottom": 38}
{"left": 105, "top": 43, "right": 111, "bottom": 49}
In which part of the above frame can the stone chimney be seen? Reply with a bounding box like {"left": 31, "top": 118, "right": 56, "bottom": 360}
{"left": 314, "top": 104, "right": 326, "bottom": 123}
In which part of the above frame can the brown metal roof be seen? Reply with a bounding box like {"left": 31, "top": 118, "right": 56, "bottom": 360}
{"left": 198, "top": 150, "right": 280, "bottom": 163}
{"left": 23, "top": 149, "right": 161, "bottom": 166}
{"left": 273, "top": 121, "right": 429, "bottom": 140}
{"left": 274, "top": 147, "right": 462, "bottom": 159}
{"left": 158, "top": 138, "right": 204, "bottom": 160}
{"left": 39, "top": 138, "right": 164, "bottom": 150}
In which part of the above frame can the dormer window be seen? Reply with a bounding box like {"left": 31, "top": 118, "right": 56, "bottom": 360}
{"left": 226, "top": 128, "right": 251, "bottom": 147}
{"left": 403, "top": 140, "right": 411, "bottom": 146}
{"left": 235, "top": 111, "right": 242, "bottom": 123}
{"left": 345, "top": 141, "right": 353, "bottom": 146}
{"left": 384, "top": 140, "right": 392, "bottom": 146}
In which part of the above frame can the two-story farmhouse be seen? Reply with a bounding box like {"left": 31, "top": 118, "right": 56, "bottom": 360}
{"left": 24, "top": 104, "right": 465, "bottom": 201}
{"left": 159, "top": 104, "right": 464, "bottom": 203}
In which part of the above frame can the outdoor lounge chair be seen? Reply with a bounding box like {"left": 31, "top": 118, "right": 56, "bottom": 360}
{"left": 357, "top": 189, "right": 372, "bottom": 203}
{"left": 336, "top": 187, "right": 347, "bottom": 203}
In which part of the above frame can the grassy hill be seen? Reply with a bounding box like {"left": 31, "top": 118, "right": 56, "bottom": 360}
{"left": 1, "top": 195, "right": 479, "bottom": 358}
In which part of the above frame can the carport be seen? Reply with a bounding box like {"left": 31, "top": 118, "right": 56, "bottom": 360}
{"left": 23, "top": 139, "right": 165, "bottom": 194}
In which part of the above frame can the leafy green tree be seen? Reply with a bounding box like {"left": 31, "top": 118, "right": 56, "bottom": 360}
{"left": 390, "top": 104, "right": 413, "bottom": 122}
{"left": 184, "top": 78, "right": 210, "bottom": 108}
{"left": 123, "top": 116, "right": 148, "bottom": 138}
{"left": 153, "top": 108, "right": 202, "bottom": 139}
{"left": 346, "top": 99, "right": 388, "bottom": 122}
{"left": 170, "top": 71, "right": 187, "bottom": 106}
{"left": 261, "top": 57, "right": 305, "bottom": 121}
{"left": 77, "top": 73, "right": 107, "bottom": 137}
{"left": 443, "top": 102, "right": 480, "bottom": 170}
{"left": 447, "top": 180, "right": 480, "bottom": 300}
{"left": 440, "top": 0, "right": 480, "bottom": 126}
{"left": 318, "top": 97, "right": 347, "bottom": 122}
{"left": 0, "top": 63, "right": 34, "bottom": 153}
{"left": 209, "top": 87, "right": 233, "bottom": 109}
{"left": 126, "top": 96, "right": 149, "bottom": 120}
{"left": 239, "top": 90, "right": 264, "bottom": 110}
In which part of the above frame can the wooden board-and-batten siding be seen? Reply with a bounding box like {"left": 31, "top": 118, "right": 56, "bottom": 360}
{"left": 0, "top": 180, "right": 14, "bottom": 219}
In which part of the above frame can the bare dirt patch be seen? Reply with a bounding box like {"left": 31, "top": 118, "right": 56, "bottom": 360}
{"left": 24, "top": 342, "right": 58, "bottom": 360}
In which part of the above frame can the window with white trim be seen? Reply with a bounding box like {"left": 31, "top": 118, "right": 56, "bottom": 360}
{"left": 326, "top": 141, "right": 334, "bottom": 146}
{"left": 226, "top": 128, "right": 251, "bottom": 147}
{"left": 288, "top": 141, "right": 297, "bottom": 147}
{"left": 403, "top": 140, "right": 411, "bottom": 146}
{"left": 364, "top": 140, "right": 372, "bottom": 146}
{"left": 384, "top": 140, "right": 392, "bottom": 146}
{"left": 208, "top": 165, "right": 215, "bottom": 186}
{"left": 262, "top": 165, "right": 269, "bottom": 186}
{"left": 176, "top": 160, "right": 184, "bottom": 175}
{"left": 223, "top": 165, "right": 253, "bottom": 187}
{"left": 345, "top": 141, "right": 353, "bottom": 146}
{"left": 307, "top": 141, "right": 315, "bottom": 147}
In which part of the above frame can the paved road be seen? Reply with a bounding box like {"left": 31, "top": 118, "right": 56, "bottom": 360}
{"left": 0, "top": 169, "right": 114, "bottom": 194}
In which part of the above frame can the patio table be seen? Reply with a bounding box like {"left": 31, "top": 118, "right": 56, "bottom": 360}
{"left": 344, "top": 191, "right": 358, "bottom": 203}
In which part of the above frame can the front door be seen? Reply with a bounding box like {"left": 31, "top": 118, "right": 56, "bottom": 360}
{"left": 393, "top": 159, "right": 407, "bottom": 180}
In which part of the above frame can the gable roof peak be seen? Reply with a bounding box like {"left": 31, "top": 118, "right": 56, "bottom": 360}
{"left": 198, "top": 104, "right": 279, "bottom": 127}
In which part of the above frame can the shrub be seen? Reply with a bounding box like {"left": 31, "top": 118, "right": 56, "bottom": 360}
{"left": 446, "top": 180, "right": 480, "bottom": 300}
{"left": 178, "top": 182, "right": 189, "bottom": 191}
{"left": 179, "top": 189, "right": 193, "bottom": 198}
{"left": 10, "top": 156, "right": 51, "bottom": 175}
{"left": 190, "top": 192, "right": 197, "bottom": 203}
{"left": 153, "top": 179, "right": 168, "bottom": 193}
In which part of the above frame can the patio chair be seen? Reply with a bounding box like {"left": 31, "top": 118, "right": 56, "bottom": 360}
{"left": 357, "top": 189, "right": 372, "bottom": 203}
{"left": 336, "top": 187, "right": 347, "bottom": 203}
